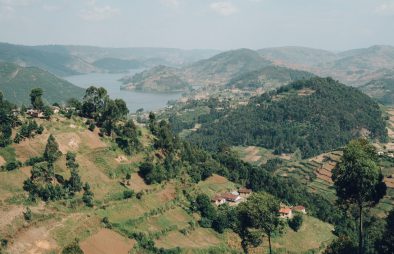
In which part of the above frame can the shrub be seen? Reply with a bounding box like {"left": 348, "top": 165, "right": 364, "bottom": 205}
{"left": 123, "top": 190, "right": 134, "bottom": 199}
{"left": 289, "top": 214, "right": 303, "bottom": 232}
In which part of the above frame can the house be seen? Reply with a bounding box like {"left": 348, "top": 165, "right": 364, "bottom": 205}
{"left": 238, "top": 188, "right": 252, "bottom": 197}
{"left": 279, "top": 207, "right": 293, "bottom": 219}
{"left": 26, "top": 109, "right": 44, "bottom": 118}
{"left": 222, "top": 193, "right": 242, "bottom": 203}
{"left": 211, "top": 195, "right": 226, "bottom": 206}
{"left": 51, "top": 106, "right": 60, "bottom": 114}
{"left": 292, "top": 206, "right": 307, "bottom": 214}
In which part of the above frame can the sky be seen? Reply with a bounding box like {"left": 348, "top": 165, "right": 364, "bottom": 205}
{"left": 0, "top": 0, "right": 393, "bottom": 51}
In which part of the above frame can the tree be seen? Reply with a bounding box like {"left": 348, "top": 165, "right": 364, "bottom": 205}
{"left": 332, "top": 139, "right": 386, "bottom": 254}
{"left": 66, "top": 152, "right": 82, "bottom": 194}
{"left": 62, "top": 239, "right": 84, "bottom": 254}
{"left": 237, "top": 192, "right": 282, "bottom": 254}
{"left": 30, "top": 88, "right": 44, "bottom": 110}
{"left": 82, "top": 183, "right": 94, "bottom": 207}
{"left": 288, "top": 213, "right": 303, "bottom": 232}
{"left": 44, "top": 134, "right": 61, "bottom": 163}
{"left": 324, "top": 236, "right": 358, "bottom": 254}
{"left": 42, "top": 106, "right": 53, "bottom": 119}
{"left": 376, "top": 209, "right": 394, "bottom": 254}
{"left": 23, "top": 207, "right": 32, "bottom": 221}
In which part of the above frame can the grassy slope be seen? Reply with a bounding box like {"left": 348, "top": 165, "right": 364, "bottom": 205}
{"left": 0, "top": 114, "right": 335, "bottom": 254}
{"left": 0, "top": 62, "right": 84, "bottom": 105}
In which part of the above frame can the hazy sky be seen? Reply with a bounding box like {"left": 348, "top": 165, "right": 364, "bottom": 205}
{"left": 0, "top": 0, "right": 393, "bottom": 51}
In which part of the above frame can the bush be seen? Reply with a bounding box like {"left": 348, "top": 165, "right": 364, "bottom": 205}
{"left": 199, "top": 217, "right": 213, "bottom": 228}
{"left": 62, "top": 240, "right": 84, "bottom": 254}
{"left": 123, "top": 190, "right": 134, "bottom": 199}
{"left": 289, "top": 214, "right": 303, "bottom": 232}
{"left": 5, "top": 160, "right": 21, "bottom": 171}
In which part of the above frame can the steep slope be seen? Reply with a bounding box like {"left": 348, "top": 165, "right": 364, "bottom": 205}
{"left": 120, "top": 65, "right": 191, "bottom": 93}
{"left": 226, "top": 65, "right": 316, "bottom": 90}
{"left": 187, "top": 77, "right": 388, "bottom": 158}
{"left": 182, "top": 48, "right": 272, "bottom": 85}
{"left": 0, "top": 42, "right": 96, "bottom": 76}
{"left": 0, "top": 62, "right": 84, "bottom": 105}
{"left": 360, "top": 78, "right": 394, "bottom": 105}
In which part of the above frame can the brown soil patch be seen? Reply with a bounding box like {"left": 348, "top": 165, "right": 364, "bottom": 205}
{"left": 0, "top": 206, "right": 24, "bottom": 231}
{"left": 155, "top": 228, "right": 220, "bottom": 249}
{"left": 203, "top": 174, "right": 229, "bottom": 185}
{"left": 0, "top": 156, "right": 5, "bottom": 167}
{"left": 7, "top": 225, "right": 58, "bottom": 254}
{"left": 80, "top": 228, "right": 136, "bottom": 254}
{"left": 297, "top": 88, "right": 315, "bottom": 96}
{"left": 115, "top": 155, "right": 129, "bottom": 163}
{"left": 13, "top": 134, "right": 49, "bottom": 161}
{"left": 129, "top": 173, "right": 152, "bottom": 192}
{"left": 55, "top": 132, "right": 81, "bottom": 153}
{"left": 243, "top": 146, "right": 262, "bottom": 163}
{"left": 81, "top": 130, "right": 107, "bottom": 150}
{"left": 384, "top": 177, "right": 394, "bottom": 188}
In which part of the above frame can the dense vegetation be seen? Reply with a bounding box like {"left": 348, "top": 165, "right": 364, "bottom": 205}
{"left": 0, "top": 62, "right": 84, "bottom": 105}
{"left": 186, "top": 77, "right": 388, "bottom": 158}
{"left": 226, "top": 65, "right": 315, "bottom": 90}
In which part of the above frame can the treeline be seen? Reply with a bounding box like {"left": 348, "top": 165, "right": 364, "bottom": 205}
{"left": 187, "top": 77, "right": 388, "bottom": 158}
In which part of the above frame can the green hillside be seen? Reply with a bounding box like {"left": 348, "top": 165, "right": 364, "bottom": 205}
{"left": 226, "top": 65, "right": 316, "bottom": 90}
{"left": 0, "top": 42, "right": 96, "bottom": 76}
{"left": 120, "top": 65, "right": 191, "bottom": 93}
{"left": 360, "top": 78, "right": 394, "bottom": 105}
{"left": 186, "top": 77, "right": 388, "bottom": 158}
{"left": 0, "top": 62, "right": 84, "bottom": 105}
{"left": 182, "top": 48, "right": 272, "bottom": 85}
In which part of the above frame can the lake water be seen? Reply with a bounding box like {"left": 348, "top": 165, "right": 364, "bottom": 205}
{"left": 64, "top": 72, "right": 183, "bottom": 113}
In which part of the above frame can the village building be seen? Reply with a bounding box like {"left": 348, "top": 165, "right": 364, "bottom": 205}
{"left": 292, "top": 205, "right": 307, "bottom": 214}
{"left": 26, "top": 109, "right": 44, "bottom": 118}
{"left": 51, "top": 106, "right": 60, "bottom": 114}
{"left": 238, "top": 188, "right": 252, "bottom": 197}
{"left": 279, "top": 207, "right": 293, "bottom": 219}
{"left": 222, "top": 192, "right": 242, "bottom": 203}
{"left": 211, "top": 195, "right": 226, "bottom": 206}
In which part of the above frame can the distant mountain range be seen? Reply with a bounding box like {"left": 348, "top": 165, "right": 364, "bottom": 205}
{"left": 0, "top": 42, "right": 220, "bottom": 76}
{"left": 360, "top": 77, "right": 394, "bottom": 105}
{"left": 258, "top": 45, "right": 394, "bottom": 86}
{"left": 0, "top": 62, "right": 84, "bottom": 105}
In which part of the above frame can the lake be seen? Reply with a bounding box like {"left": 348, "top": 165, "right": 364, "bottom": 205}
{"left": 64, "top": 72, "right": 183, "bottom": 113}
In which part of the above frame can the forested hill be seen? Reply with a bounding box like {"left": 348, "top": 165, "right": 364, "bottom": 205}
{"left": 187, "top": 77, "right": 388, "bottom": 158}
{"left": 0, "top": 62, "right": 84, "bottom": 105}
{"left": 360, "top": 78, "right": 394, "bottom": 105}
{"left": 182, "top": 48, "right": 272, "bottom": 85}
{"left": 226, "top": 65, "right": 316, "bottom": 90}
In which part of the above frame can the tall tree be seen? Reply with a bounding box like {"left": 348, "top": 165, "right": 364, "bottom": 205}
{"left": 377, "top": 209, "right": 394, "bottom": 254}
{"left": 237, "top": 192, "right": 282, "bottom": 254}
{"left": 44, "top": 134, "right": 61, "bottom": 163}
{"left": 332, "top": 139, "right": 386, "bottom": 254}
{"left": 30, "top": 88, "right": 44, "bottom": 110}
